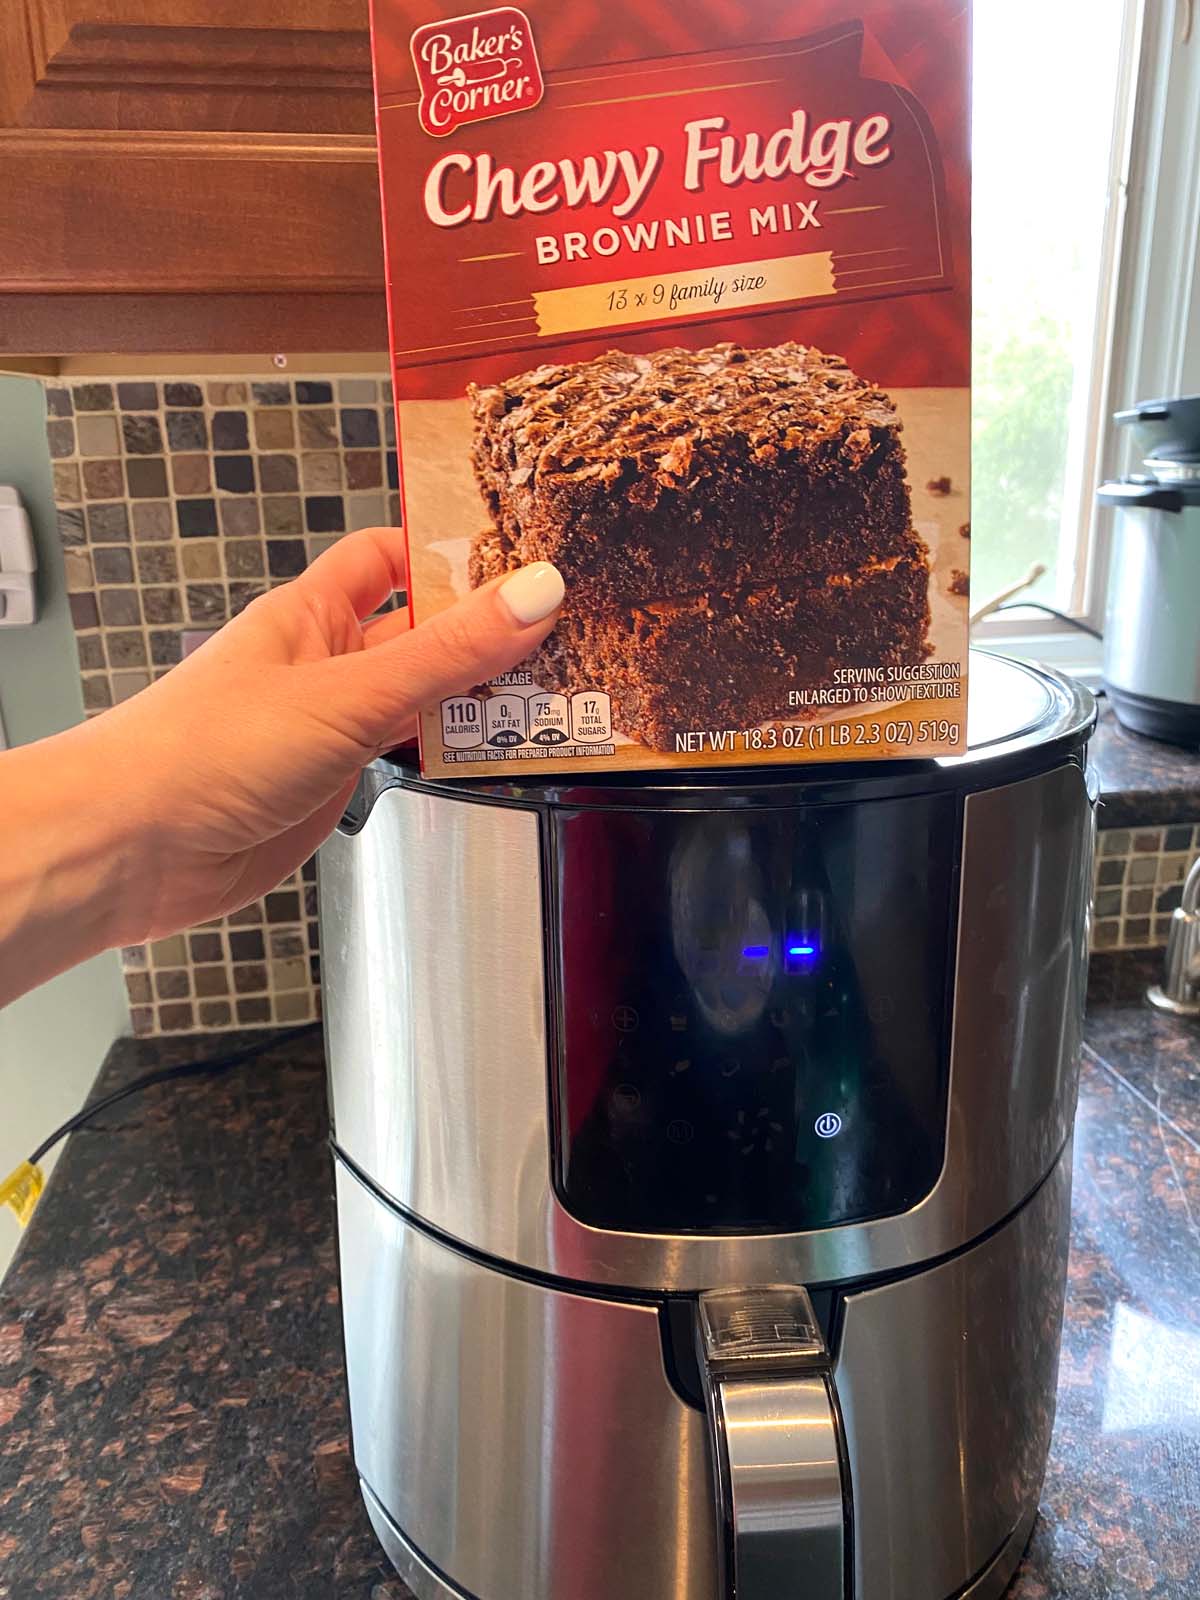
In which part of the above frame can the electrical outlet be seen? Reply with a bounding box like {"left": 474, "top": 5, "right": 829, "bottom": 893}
{"left": 0, "top": 486, "right": 37, "bottom": 627}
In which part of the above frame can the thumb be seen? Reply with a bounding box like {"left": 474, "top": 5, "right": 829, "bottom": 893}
{"left": 325, "top": 561, "right": 565, "bottom": 750}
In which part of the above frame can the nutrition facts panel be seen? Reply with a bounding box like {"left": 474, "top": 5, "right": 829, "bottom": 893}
{"left": 440, "top": 689, "right": 614, "bottom": 760}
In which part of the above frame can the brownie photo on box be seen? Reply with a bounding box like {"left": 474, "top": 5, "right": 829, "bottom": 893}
{"left": 467, "top": 340, "right": 931, "bottom": 752}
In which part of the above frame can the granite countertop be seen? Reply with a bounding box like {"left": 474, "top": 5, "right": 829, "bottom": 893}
{"left": 1088, "top": 702, "right": 1200, "bottom": 828}
{"left": 2, "top": 966, "right": 1199, "bottom": 1599}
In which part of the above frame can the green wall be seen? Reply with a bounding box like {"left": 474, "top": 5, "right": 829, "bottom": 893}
{"left": 0, "top": 375, "right": 127, "bottom": 1280}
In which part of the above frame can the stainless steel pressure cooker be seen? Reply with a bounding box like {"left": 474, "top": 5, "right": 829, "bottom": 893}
{"left": 1099, "top": 394, "right": 1200, "bottom": 745}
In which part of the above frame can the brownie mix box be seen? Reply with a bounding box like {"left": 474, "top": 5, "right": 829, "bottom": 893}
{"left": 370, "top": 0, "right": 971, "bottom": 775}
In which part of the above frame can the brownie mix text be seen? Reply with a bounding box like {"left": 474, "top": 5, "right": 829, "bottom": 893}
{"left": 370, "top": 0, "right": 971, "bottom": 775}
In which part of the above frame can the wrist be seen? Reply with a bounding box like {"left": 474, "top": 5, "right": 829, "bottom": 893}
{"left": 65, "top": 714, "right": 165, "bottom": 951}
{"left": 0, "top": 720, "right": 152, "bottom": 999}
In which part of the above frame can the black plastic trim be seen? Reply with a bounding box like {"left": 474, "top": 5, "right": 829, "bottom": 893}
{"left": 1096, "top": 480, "right": 1187, "bottom": 512}
{"left": 538, "top": 806, "right": 568, "bottom": 1240}
{"left": 706, "top": 1374, "right": 738, "bottom": 1600}
{"left": 378, "top": 740, "right": 1092, "bottom": 812}
{"left": 1113, "top": 392, "right": 1200, "bottom": 462}
{"left": 659, "top": 1299, "right": 707, "bottom": 1409}
{"left": 828, "top": 1369, "right": 856, "bottom": 1600}
{"left": 1115, "top": 402, "right": 1172, "bottom": 424}
{"left": 541, "top": 788, "right": 967, "bottom": 1238}
{"left": 1106, "top": 682, "right": 1200, "bottom": 746}
{"left": 333, "top": 756, "right": 548, "bottom": 836}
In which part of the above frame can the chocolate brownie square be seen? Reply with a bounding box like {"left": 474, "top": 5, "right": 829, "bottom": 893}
{"left": 469, "top": 340, "right": 913, "bottom": 604}
{"left": 468, "top": 339, "right": 933, "bottom": 751}
{"left": 471, "top": 527, "right": 932, "bottom": 751}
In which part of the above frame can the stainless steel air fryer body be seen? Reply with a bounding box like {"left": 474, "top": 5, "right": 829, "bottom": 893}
{"left": 319, "top": 651, "right": 1097, "bottom": 1600}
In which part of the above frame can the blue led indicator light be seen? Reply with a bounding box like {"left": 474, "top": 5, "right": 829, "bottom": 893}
{"left": 785, "top": 938, "right": 819, "bottom": 972}
{"left": 742, "top": 945, "right": 770, "bottom": 959}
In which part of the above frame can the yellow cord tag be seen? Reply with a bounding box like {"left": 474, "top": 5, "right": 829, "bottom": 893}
{"left": 0, "top": 1161, "right": 45, "bottom": 1227}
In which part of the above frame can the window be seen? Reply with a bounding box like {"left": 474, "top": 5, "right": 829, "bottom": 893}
{"left": 971, "top": 0, "right": 1142, "bottom": 635}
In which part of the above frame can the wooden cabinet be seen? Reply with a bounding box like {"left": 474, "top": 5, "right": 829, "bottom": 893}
{"left": 0, "top": 1, "right": 387, "bottom": 353}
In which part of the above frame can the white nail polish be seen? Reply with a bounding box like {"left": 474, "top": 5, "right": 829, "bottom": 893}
{"left": 499, "top": 562, "right": 565, "bottom": 625}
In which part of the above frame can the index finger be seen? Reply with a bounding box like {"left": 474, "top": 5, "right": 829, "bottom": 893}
{"left": 293, "top": 526, "right": 408, "bottom": 621}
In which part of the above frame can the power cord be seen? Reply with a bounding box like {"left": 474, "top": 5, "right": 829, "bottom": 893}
{"left": 1, "top": 1023, "right": 321, "bottom": 1227}
{"left": 991, "top": 602, "right": 1103, "bottom": 640}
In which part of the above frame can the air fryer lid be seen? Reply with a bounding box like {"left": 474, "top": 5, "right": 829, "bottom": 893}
{"left": 964, "top": 650, "right": 1055, "bottom": 749}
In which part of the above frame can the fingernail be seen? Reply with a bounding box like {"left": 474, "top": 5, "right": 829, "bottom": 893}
{"left": 498, "top": 561, "right": 565, "bottom": 625}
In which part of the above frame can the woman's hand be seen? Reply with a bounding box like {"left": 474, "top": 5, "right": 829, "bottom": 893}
{"left": 0, "top": 528, "right": 563, "bottom": 1005}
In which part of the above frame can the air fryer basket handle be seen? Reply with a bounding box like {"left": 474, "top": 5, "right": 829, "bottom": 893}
{"left": 697, "top": 1287, "right": 847, "bottom": 1599}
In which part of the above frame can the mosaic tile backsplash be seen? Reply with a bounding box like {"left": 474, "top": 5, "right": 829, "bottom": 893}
{"left": 44, "top": 373, "right": 399, "bottom": 1036}
{"left": 1091, "top": 821, "right": 1200, "bottom": 954}
{"left": 40, "top": 373, "right": 1199, "bottom": 1030}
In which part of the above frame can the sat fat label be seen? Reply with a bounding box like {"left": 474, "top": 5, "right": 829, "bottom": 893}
{"left": 410, "top": 7, "right": 544, "bottom": 137}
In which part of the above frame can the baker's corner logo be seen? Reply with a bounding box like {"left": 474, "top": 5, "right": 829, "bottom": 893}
{"left": 411, "top": 7, "right": 544, "bottom": 138}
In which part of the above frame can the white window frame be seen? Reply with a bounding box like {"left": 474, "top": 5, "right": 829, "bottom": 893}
{"left": 974, "top": 0, "right": 1200, "bottom": 678}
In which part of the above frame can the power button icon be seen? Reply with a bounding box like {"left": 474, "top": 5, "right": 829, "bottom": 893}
{"left": 814, "top": 1111, "right": 843, "bottom": 1139}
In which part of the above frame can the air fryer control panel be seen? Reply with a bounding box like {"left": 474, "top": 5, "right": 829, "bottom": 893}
{"left": 552, "top": 795, "right": 959, "bottom": 1234}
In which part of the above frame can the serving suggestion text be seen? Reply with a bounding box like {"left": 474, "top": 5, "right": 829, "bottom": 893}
{"left": 422, "top": 107, "right": 893, "bottom": 266}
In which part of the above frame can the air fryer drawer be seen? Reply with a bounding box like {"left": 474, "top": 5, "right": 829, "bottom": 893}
{"left": 336, "top": 1149, "right": 1070, "bottom": 1600}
